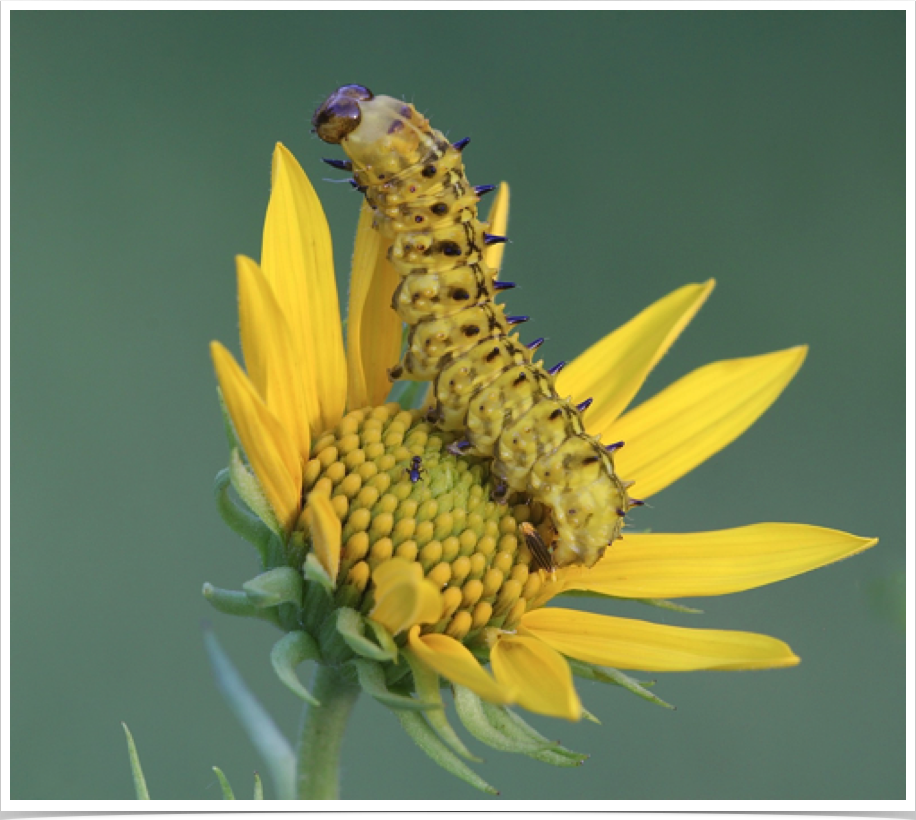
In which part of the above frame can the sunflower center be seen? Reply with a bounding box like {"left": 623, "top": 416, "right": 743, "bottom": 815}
{"left": 297, "top": 403, "right": 549, "bottom": 644}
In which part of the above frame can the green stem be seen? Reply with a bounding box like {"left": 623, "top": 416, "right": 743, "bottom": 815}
{"left": 295, "top": 665, "right": 360, "bottom": 799}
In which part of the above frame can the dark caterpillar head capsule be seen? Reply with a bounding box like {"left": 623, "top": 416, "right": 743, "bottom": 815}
{"left": 312, "top": 84, "right": 374, "bottom": 144}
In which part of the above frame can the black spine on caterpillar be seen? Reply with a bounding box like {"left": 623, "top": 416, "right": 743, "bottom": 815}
{"left": 313, "top": 85, "right": 632, "bottom": 568}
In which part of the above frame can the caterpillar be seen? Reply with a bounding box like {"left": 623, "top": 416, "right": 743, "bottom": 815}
{"left": 312, "top": 84, "right": 635, "bottom": 569}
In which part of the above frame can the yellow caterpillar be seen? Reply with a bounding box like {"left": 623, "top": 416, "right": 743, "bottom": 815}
{"left": 313, "top": 84, "right": 635, "bottom": 568}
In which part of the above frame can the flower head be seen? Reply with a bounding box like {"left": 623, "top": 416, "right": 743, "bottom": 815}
{"left": 206, "top": 143, "right": 877, "bottom": 792}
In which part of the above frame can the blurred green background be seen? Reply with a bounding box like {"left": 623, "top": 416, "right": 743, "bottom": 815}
{"left": 11, "top": 11, "right": 905, "bottom": 801}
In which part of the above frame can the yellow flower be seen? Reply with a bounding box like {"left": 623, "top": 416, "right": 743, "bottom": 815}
{"left": 210, "top": 144, "right": 876, "bottom": 785}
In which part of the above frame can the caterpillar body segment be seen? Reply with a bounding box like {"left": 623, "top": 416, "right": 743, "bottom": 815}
{"left": 313, "top": 85, "right": 633, "bottom": 568}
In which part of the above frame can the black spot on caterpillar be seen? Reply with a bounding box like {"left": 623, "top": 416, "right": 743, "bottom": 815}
{"left": 313, "top": 85, "right": 633, "bottom": 568}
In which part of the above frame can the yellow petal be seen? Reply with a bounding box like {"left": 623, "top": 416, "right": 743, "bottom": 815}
{"left": 370, "top": 558, "right": 443, "bottom": 635}
{"left": 301, "top": 493, "right": 341, "bottom": 581}
{"left": 557, "top": 281, "right": 715, "bottom": 432}
{"left": 210, "top": 342, "right": 301, "bottom": 532}
{"left": 607, "top": 346, "right": 807, "bottom": 498}
{"left": 521, "top": 608, "right": 800, "bottom": 672}
{"left": 345, "top": 202, "right": 403, "bottom": 409}
{"left": 483, "top": 183, "right": 510, "bottom": 274}
{"left": 261, "top": 143, "right": 346, "bottom": 434}
{"left": 556, "top": 523, "right": 878, "bottom": 599}
{"left": 236, "top": 255, "right": 268, "bottom": 401}
{"left": 407, "top": 627, "right": 515, "bottom": 705}
{"left": 490, "top": 635, "right": 581, "bottom": 720}
{"left": 237, "top": 255, "right": 311, "bottom": 462}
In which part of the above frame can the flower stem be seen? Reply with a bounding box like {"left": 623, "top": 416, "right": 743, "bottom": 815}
{"left": 295, "top": 665, "right": 360, "bottom": 799}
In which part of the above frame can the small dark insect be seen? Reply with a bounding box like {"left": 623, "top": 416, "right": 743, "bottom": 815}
{"left": 406, "top": 455, "right": 425, "bottom": 483}
{"left": 519, "top": 522, "right": 555, "bottom": 572}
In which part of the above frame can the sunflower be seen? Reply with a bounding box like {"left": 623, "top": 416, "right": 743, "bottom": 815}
{"left": 207, "top": 143, "right": 876, "bottom": 798}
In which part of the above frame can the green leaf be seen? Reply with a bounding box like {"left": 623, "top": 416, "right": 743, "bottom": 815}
{"left": 243, "top": 567, "right": 304, "bottom": 609}
{"left": 298, "top": 556, "right": 336, "bottom": 636}
{"left": 303, "top": 552, "right": 336, "bottom": 594}
{"left": 121, "top": 723, "right": 150, "bottom": 799}
{"left": 202, "top": 583, "right": 282, "bottom": 627}
{"left": 214, "top": 467, "right": 273, "bottom": 561}
{"left": 526, "top": 743, "right": 589, "bottom": 767}
{"left": 367, "top": 619, "right": 399, "bottom": 661}
{"left": 333, "top": 581, "right": 364, "bottom": 612}
{"left": 581, "top": 705, "right": 601, "bottom": 725}
{"left": 385, "top": 656, "right": 412, "bottom": 687}
{"left": 270, "top": 631, "right": 322, "bottom": 706}
{"left": 352, "top": 659, "right": 436, "bottom": 711}
{"left": 217, "top": 386, "right": 243, "bottom": 452}
{"left": 479, "top": 701, "right": 587, "bottom": 767}
{"left": 229, "top": 447, "right": 281, "bottom": 536}
{"left": 336, "top": 608, "right": 397, "bottom": 662}
{"left": 403, "top": 649, "right": 481, "bottom": 762}
{"left": 204, "top": 628, "right": 296, "bottom": 799}
{"left": 394, "top": 710, "right": 498, "bottom": 795}
{"left": 568, "top": 659, "right": 674, "bottom": 709}
{"left": 253, "top": 772, "right": 264, "bottom": 800}
{"left": 453, "top": 685, "right": 554, "bottom": 755}
{"left": 212, "top": 767, "right": 235, "bottom": 799}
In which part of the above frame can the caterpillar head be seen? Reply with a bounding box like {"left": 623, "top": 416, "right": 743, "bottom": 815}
{"left": 311, "top": 84, "right": 375, "bottom": 143}
{"left": 313, "top": 85, "right": 434, "bottom": 184}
